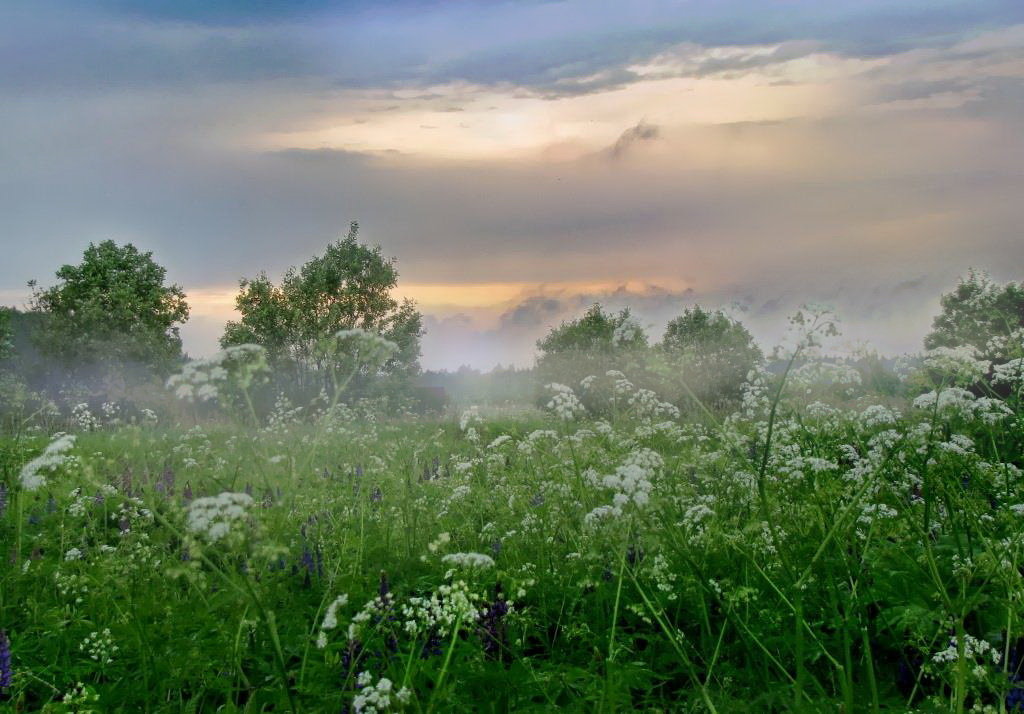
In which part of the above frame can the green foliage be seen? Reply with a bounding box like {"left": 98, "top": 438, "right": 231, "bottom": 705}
{"left": 655, "top": 305, "right": 763, "bottom": 410}
{"left": 3, "top": 348, "right": 1024, "bottom": 711}
{"left": 221, "top": 223, "right": 423, "bottom": 399}
{"left": 536, "top": 305, "right": 648, "bottom": 406}
{"left": 537, "top": 303, "right": 647, "bottom": 357}
{"left": 29, "top": 240, "right": 189, "bottom": 376}
{"left": 925, "top": 269, "right": 1024, "bottom": 357}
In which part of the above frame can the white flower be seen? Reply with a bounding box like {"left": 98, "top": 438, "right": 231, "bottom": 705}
{"left": 19, "top": 433, "right": 76, "bottom": 491}
{"left": 441, "top": 552, "right": 495, "bottom": 570}
{"left": 316, "top": 593, "right": 349, "bottom": 648}
{"left": 922, "top": 345, "right": 991, "bottom": 384}
{"left": 544, "top": 383, "right": 585, "bottom": 421}
{"left": 185, "top": 492, "right": 255, "bottom": 542}
{"left": 459, "top": 406, "right": 482, "bottom": 432}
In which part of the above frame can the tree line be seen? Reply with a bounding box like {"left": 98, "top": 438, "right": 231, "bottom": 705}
{"left": 2, "top": 224, "right": 1022, "bottom": 419}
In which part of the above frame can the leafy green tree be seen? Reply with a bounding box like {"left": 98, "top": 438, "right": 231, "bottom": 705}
{"left": 30, "top": 241, "right": 189, "bottom": 376}
{"left": 654, "top": 306, "right": 762, "bottom": 410}
{"left": 535, "top": 304, "right": 648, "bottom": 407}
{"left": 221, "top": 223, "right": 424, "bottom": 396}
{"left": 537, "top": 304, "right": 646, "bottom": 358}
{"left": 925, "top": 269, "right": 1024, "bottom": 358}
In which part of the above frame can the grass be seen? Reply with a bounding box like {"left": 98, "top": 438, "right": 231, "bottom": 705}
{"left": 2, "top": 361, "right": 1024, "bottom": 712}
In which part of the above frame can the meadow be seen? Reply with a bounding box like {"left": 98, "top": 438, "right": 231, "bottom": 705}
{"left": 2, "top": 315, "right": 1024, "bottom": 714}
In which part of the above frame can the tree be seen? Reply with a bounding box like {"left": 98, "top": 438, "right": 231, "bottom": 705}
{"left": 536, "top": 304, "right": 646, "bottom": 358}
{"left": 221, "top": 223, "right": 423, "bottom": 395}
{"left": 535, "top": 304, "right": 648, "bottom": 405}
{"left": 654, "top": 306, "right": 762, "bottom": 410}
{"left": 925, "top": 269, "right": 1024, "bottom": 357}
{"left": 30, "top": 240, "right": 189, "bottom": 376}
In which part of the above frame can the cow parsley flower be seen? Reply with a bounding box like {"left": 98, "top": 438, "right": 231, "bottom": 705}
{"left": 352, "top": 671, "right": 411, "bottom": 713}
{"left": 401, "top": 579, "right": 481, "bottom": 637}
{"left": 185, "top": 492, "right": 255, "bottom": 542}
{"left": 545, "top": 383, "right": 585, "bottom": 421}
{"left": 441, "top": 552, "right": 495, "bottom": 570}
{"left": 922, "top": 345, "right": 991, "bottom": 384}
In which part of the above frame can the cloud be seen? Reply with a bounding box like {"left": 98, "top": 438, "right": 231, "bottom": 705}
{"left": 608, "top": 121, "right": 660, "bottom": 158}
{"left": 3, "top": 4, "right": 1024, "bottom": 370}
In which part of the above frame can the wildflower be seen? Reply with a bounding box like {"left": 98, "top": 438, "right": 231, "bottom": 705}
{"left": 0, "top": 630, "right": 11, "bottom": 691}
{"left": 922, "top": 345, "right": 991, "bottom": 384}
{"left": 459, "top": 406, "right": 482, "bottom": 432}
{"left": 427, "top": 532, "right": 450, "bottom": 554}
{"left": 185, "top": 492, "right": 255, "bottom": 542}
{"left": 64, "top": 547, "right": 84, "bottom": 562}
{"left": 71, "top": 403, "right": 99, "bottom": 431}
{"left": 19, "top": 433, "right": 76, "bottom": 492}
{"left": 479, "top": 583, "right": 510, "bottom": 657}
{"left": 544, "top": 383, "right": 585, "bottom": 421}
{"left": 166, "top": 344, "right": 269, "bottom": 402}
{"left": 441, "top": 552, "right": 495, "bottom": 570}
{"left": 316, "top": 593, "right": 349, "bottom": 649}
{"left": 79, "top": 628, "right": 118, "bottom": 665}
{"left": 401, "top": 580, "right": 481, "bottom": 637}
{"left": 352, "top": 671, "right": 409, "bottom": 713}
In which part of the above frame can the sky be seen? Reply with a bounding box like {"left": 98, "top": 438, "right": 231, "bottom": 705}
{"left": 2, "top": 0, "right": 1023, "bottom": 370}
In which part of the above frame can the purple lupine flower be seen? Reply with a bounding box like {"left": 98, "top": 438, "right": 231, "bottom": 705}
{"left": 421, "top": 629, "right": 444, "bottom": 659}
{"left": 340, "top": 639, "right": 364, "bottom": 682}
{"left": 93, "top": 490, "right": 105, "bottom": 506}
{"left": 300, "top": 543, "right": 316, "bottom": 574}
{"left": 118, "top": 517, "right": 131, "bottom": 534}
{"left": 478, "top": 583, "right": 509, "bottom": 658}
{"left": 378, "top": 572, "right": 390, "bottom": 600}
{"left": 0, "top": 629, "right": 11, "bottom": 692}
{"left": 0, "top": 483, "right": 7, "bottom": 518}
{"left": 370, "top": 487, "right": 382, "bottom": 503}
{"left": 626, "top": 544, "right": 645, "bottom": 566}
{"left": 45, "top": 496, "right": 57, "bottom": 514}
{"left": 120, "top": 468, "right": 132, "bottom": 496}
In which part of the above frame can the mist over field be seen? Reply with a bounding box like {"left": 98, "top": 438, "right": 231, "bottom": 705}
{"left": 3, "top": 2, "right": 1024, "bottom": 712}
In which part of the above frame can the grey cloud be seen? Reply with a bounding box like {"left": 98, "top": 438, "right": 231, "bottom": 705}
{"left": 6, "top": 1, "right": 1024, "bottom": 99}
{"left": 608, "top": 122, "right": 660, "bottom": 159}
